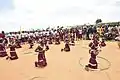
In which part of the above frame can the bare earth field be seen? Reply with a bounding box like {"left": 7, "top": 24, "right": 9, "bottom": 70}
{"left": 0, "top": 40, "right": 120, "bottom": 80}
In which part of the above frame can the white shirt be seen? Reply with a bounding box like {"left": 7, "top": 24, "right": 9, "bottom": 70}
{"left": 29, "top": 33, "right": 33, "bottom": 36}
{"left": 21, "top": 33, "right": 25, "bottom": 38}
{"left": 17, "top": 34, "right": 21, "bottom": 39}
{"left": 35, "top": 32, "right": 39, "bottom": 36}
{"left": 79, "top": 30, "right": 82, "bottom": 34}
{"left": 25, "top": 33, "right": 28, "bottom": 37}
{"left": 33, "top": 33, "right": 36, "bottom": 37}
{"left": 12, "top": 34, "right": 15, "bottom": 37}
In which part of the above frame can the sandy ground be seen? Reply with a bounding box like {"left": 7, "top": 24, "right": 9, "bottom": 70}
{"left": 0, "top": 40, "right": 120, "bottom": 80}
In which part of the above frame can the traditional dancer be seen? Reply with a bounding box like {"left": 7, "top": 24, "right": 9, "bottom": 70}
{"left": 85, "top": 36, "right": 101, "bottom": 71}
{"left": 0, "top": 38, "right": 8, "bottom": 57}
{"left": 55, "top": 34, "right": 60, "bottom": 45}
{"left": 85, "top": 42, "right": 100, "bottom": 71}
{"left": 6, "top": 42, "right": 18, "bottom": 60}
{"left": 35, "top": 45, "right": 47, "bottom": 67}
{"left": 70, "top": 33, "right": 75, "bottom": 46}
{"left": 61, "top": 37, "right": 70, "bottom": 52}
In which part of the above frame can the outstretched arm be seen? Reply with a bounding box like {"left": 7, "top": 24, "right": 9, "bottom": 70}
{"left": 35, "top": 47, "right": 39, "bottom": 52}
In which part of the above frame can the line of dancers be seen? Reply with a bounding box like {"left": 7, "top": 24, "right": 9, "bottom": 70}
{"left": 0, "top": 30, "right": 106, "bottom": 69}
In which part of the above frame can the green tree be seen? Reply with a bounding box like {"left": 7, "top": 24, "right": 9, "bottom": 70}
{"left": 96, "top": 19, "right": 102, "bottom": 24}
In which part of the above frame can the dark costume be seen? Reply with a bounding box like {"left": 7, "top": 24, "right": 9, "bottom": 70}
{"left": 6, "top": 44, "right": 18, "bottom": 60}
{"left": 48, "top": 36, "right": 53, "bottom": 44}
{"left": 35, "top": 46, "right": 47, "bottom": 67}
{"left": 61, "top": 38, "right": 70, "bottom": 52}
{"left": 55, "top": 35, "right": 60, "bottom": 45}
{"left": 85, "top": 39, "right": 100, "bottom": 70}
{"left": 63, "top": 43, "right": 70, "bottom": 52}
{"left": 70, "top": 34, "right": 75, "bottom": 46}
{"left": 0, "top": 40, "right": 7, "bottom": 57}
{"left": 28, "top": 37, "right": 34, "bottom": 49}
{"left": 100, "top": 39, "right": 106, "bottom": 47}
{"left": 45, "top": 45, "right": 49, "bottom": 51}
{"left": 88, "top": 48, "right": 98, "bottom": 69}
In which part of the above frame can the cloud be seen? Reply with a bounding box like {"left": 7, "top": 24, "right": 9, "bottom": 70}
{"left": 114, "top": 1, "right": 120, "bottom": 7}
{"left": 0, "top": 0, "right": 120, "bottom": 32}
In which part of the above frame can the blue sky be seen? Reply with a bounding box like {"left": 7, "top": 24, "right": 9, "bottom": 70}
{"left": 0, "top": 0, "right": 120, "bottom": 32}
{"left": 0, "top": 0, "right": 14, "bottom": 11}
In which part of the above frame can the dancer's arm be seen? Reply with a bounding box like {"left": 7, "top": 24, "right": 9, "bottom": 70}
{"left": 35, "top": 47, "right": 39, "bottom": 52}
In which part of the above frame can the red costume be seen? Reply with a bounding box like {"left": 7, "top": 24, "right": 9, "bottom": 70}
{"left": 6, "top": 44, "right": 18, "bottom": 60}
{"left": 0, "top": 42, "right": 7, "bottom": 57}
{"left": 85, "top": 36, "right": 102, "bottom": 70}
{"left": 85, "top": 42, "right": 99, "bottom": 71}
{"left": 0, "top": 33, "right": 5, "bottom": 38}
{"left": 35, "top": 46, "right": 47, "bottom": 67}
{"left": 92, "top": 33, "right": 99, "bottom": 41}
{"left": 100, "top": 39, "right": 106, "bottom": 47}
{"left": 61, "top": 38, "right": 70, "bottom": 52}
{"left": 88, "top": 44, "right": 99, "bottom": 69}
{"left": 89, "top": 40, "right": 99, "bottom": 49}
{"left": 63, "top": 43, "right": 70, "bottom": 52}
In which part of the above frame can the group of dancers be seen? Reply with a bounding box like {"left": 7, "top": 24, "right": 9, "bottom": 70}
{"left": 0, "top": 28, "right": 76, "bottom": 67}
{"left": 0, "top": 28, "right": 106, "bottom": 69}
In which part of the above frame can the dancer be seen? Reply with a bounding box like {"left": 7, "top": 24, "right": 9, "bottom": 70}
{"left": 6, "top": 41, "right": 18, "bottom": 60}
{"left": 85, "top": 41, "right": 100, "bottom": 71}
{"left": 85, "top": 34, "right": 102, "bottom": 71}
{"left": 61, "top": 37, "right": 70, "bottom": 52}
{"left": 35, "top": 45, "right": 47, "bottom": 67}
{"left": 55, "top": 34, "right": 60, "bottom": 45}
{"left": 0, "top": 38, "right": 8, "bottom": 57}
